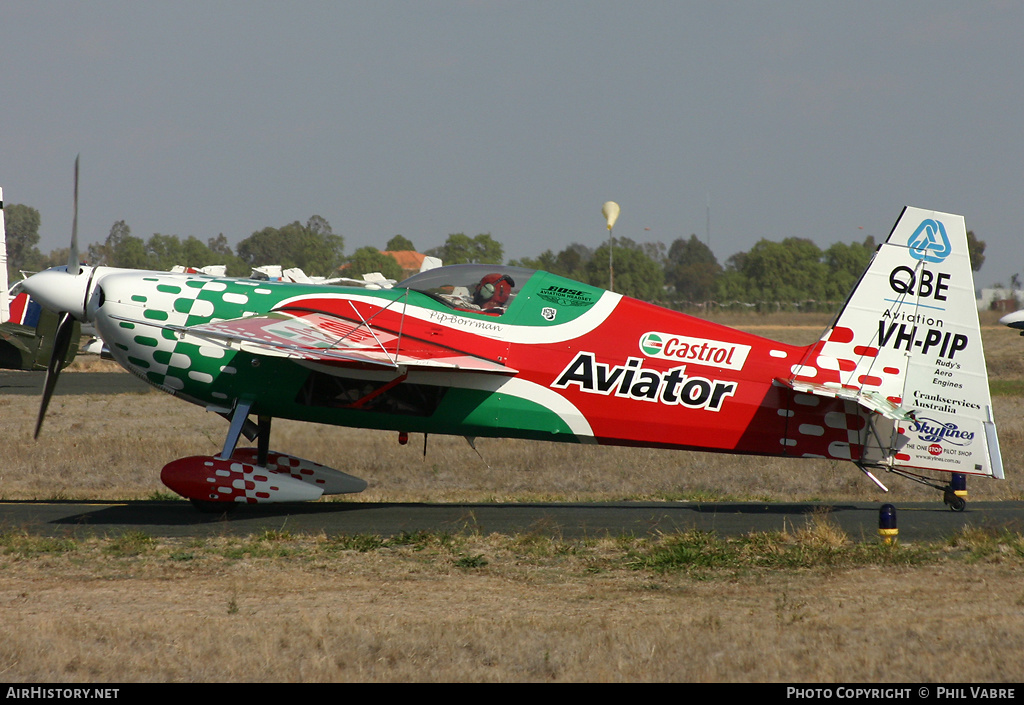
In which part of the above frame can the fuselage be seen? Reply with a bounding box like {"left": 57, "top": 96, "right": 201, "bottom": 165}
{"left": 86, "top": 264, "right": 833, "bottom": 457}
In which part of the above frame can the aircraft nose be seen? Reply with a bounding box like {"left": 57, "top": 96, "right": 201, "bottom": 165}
{"left": 1000, "top": 310, "right": 1024, "bottom": 331}
{"left": 20, "top": 266, "right": 93, "bottom": 321}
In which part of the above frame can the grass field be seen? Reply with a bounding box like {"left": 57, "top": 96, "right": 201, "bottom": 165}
{"left": 0, "top": 314, "right": 1022, "bottom": 682}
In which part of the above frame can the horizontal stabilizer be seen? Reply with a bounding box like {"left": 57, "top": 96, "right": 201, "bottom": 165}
{"left": 775, "top": 378, "right": 916, "bottom": 422}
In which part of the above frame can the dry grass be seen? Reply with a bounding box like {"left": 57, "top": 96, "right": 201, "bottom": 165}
{"left": 1, "top": 528, "right": 1023, "bottom": 682}
{"left": 1, "top": 316, "right": 1022, "bottom": 683}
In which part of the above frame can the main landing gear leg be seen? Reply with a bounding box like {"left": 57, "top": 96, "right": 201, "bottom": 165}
{"left": 218, "top": 398, "right": 254, "bottom": 460}
{"left": 257, "top": 415, "right": 272, "bottom": 466}
{"left": 191, "top": 399, "right": 258, "bottom": 515}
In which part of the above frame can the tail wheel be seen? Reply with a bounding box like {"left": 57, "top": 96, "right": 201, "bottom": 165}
{"left": 943, "top": 490, "right": 966, "bottom": 512}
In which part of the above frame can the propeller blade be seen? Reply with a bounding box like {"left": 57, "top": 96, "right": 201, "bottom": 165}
{"left": 32, "top": 157, "right": 86, "bottom": 438}
{"left": 34, "top": 311, "right": 77, "bottom": 439}
{"left": 68, "top": 155, "right": 80, "bottom": 274}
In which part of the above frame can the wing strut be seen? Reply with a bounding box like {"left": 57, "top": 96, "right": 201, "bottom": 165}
{"left": 347, "top": 299, "right": 396, "bottom": 365}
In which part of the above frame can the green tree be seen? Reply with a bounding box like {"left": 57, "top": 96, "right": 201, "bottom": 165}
{"left": 511, "top": 243, "right": 592, "bottom": 280}
{"left": 208, "top": 233, "right": 233, "bottom": 256}
{"left": 237, "top": 227, "right": 287, "bottom": 267}
{"left": 4, "top": 203, "right": 46, "bottom": 275}
{"left": 552, "top": 243, "right": 593, "bottom": 280}
{"left": 236, "top": 216, "right": 344, "bottom": 277}
{"left": 822, "top": 237, "right": 874, "bottom": 300}
{"left": 738, "top": 238, "right": 826, "bottom": 303}
{"left": 112, "top": 236, "right": 150, "bottom": 269}
{"left": 715, "top": 267, "right": 751, "bottom": 302}
{"left": 665, "top": 234, "right": 722, "bottom": 302}
{"left": 87, "top": 221, "right": 150, "bottom": 269}
{"left": 426, "top": 233, "right": 503, "bottom": 265}
{"left": 509, "top": 250, "right": 559, "bottom": 272}
{"left": 181, "top": 236, "right": 214, "bottom": 268}
{"left": 88, "top": 220, "right": 130, "bottom": 266}
{"left": 145, "top": 233, "right": 185, "bottom": 271}
{"left": 203, "top": 233, "right": 248, "bottom": 275}
{"left": 343, "top": 246, "right": 404, "bottom": 281}
{"left": 966, "top": 230, "right": 985, "bottom": 272}
{"left": 385, "top": 234, "right": 416, "bottom": 251}
{"left": 584, "top": 241, "right": 664, "bottom": 300}
{"left": 152, "top": 234, "right": 247, "bottom": 275}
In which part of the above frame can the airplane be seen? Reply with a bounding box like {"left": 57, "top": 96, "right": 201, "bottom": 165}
{"left": 20, "top": 168, "right": 1003, "bottom": 512}
{"left": 0, "top": 186, "right": 81, "bottom": 371}
{"left": 1000, "top": 309, "right": 1024, "bottom": 333}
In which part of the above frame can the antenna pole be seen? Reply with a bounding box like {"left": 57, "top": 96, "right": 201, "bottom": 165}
{"left": 601, "top": 201, "right": 620, "bottom": 292}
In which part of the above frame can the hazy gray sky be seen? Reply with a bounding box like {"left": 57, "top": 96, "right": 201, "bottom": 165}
{"left": 2, "top": 2, "right": 1021, "bottom": 288}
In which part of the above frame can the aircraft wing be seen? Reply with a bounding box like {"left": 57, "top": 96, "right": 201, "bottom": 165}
{"left": 0, "top": 324, "right": 33, "bottom": 353}
{"left": 151, "top": 310, "right": 517, "bottom": 375}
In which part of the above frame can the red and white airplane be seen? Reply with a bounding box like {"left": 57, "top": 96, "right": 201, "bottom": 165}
{"left": 21, "top": 168, "right": 1002, "bottom": 511}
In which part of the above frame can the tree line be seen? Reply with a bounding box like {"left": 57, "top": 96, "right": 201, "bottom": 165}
{"left": 4, "top": 201, "right": 988, "bottom": 312}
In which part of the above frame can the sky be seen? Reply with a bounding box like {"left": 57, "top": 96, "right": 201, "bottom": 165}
{"left": 2, "top": 1, "right": 1022, "bottom": 289}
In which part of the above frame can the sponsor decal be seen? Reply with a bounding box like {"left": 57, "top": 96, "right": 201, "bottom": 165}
{"left": 552, "top": 351, "right": 737, "bottom": 411}
{"left": 536, "top": 285, "right": 595, "bottom": 307}
{"left": 638, "top": 332, "right": 750, "bottom": 371}
{"left": 931, "top": 359, "right": 963, "bottom": 390}
{"left": 908, "top": 219, "right": 952, "bottom": 263}
{"left": 541, "top": 307, "right": 557, "bottom": 321}
{"left": 882, "top": 309, "right": 946, "bottom": 328}
{"left": 912, "top": 387, "right": 980, "bottom": 415}
{"left": 888, "top": 266, "right": 950, "bottom": 303}
{"left": 908, "top": 416, "right": 975, "bottom": 447}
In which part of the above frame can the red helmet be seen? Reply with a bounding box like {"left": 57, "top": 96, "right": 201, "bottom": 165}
{"left": 474, "top": 273, "right": 514, "bottom": 308}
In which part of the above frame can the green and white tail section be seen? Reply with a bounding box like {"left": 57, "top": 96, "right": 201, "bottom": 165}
{"left": 790, "top": 207, "right": 1002, "bottom": 480}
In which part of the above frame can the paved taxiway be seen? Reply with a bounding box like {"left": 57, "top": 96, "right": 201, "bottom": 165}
{"left": 0, "top": 370, "right": 150, "bottom": 395}
{"left": 1, "top": 499, "right": 1021, "bottom": 541}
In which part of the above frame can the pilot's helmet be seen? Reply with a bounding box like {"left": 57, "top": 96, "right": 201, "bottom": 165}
{"left": 474, "top": 273, "right": 515, "bottom": 308}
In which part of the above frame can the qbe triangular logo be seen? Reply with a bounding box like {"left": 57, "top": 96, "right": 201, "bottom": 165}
{"left": 908, "top": 219, "right": 952, "bottom": 264}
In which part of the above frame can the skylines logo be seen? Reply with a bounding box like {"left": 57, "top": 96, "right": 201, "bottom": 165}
{"left": 908, "top": 417, "right": 975, "bottom": 447}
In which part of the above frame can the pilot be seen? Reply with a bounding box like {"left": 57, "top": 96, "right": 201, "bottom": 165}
{"left": 472, "top": 273, "right": 515, "bottom": 313}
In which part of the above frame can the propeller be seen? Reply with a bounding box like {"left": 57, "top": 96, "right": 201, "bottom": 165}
{"left": 69, "top": 155, "right": 80, "bottom": 275}
{"left": 34, "top": 311, "right": 77, "bottom": 438}
{"left": 32, "top": 156, "right": 83, "bottom": 438}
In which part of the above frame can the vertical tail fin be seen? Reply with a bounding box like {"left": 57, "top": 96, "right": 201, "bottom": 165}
{"left": 790, "top": 207, "right": 1003, "bottom": 479}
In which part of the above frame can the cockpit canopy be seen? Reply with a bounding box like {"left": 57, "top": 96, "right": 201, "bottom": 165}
{"left": 396, "top": 264, "right": 536, "bottom": 316}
